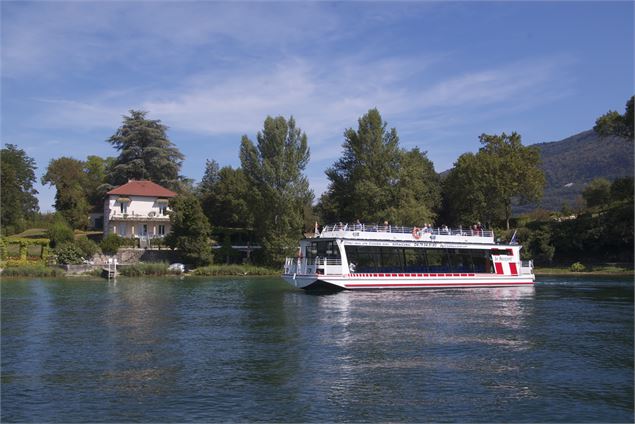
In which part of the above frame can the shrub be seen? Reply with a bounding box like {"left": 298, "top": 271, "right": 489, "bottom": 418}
{"left": 75, "top": 236, "right": 100, "bottom": 259}
{"left": 569, "top": 262, "right": 586, "bottom": 272}
{"left": 47, "top": 218, "right": 74, "bottom": 248}
{"left": 55, "top": 242, "right": 84, "bottom": 265}
{"left": 100, "top": 234, "right": 123, "bottom": 255}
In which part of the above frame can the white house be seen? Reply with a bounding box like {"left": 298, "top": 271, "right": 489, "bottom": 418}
{"left": 104, "top": 180, "right": 177, "bottom": 240}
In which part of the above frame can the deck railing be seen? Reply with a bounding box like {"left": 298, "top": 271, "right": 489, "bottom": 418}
{"left": 321, "top": 223, "right": 493, "bottom": 238}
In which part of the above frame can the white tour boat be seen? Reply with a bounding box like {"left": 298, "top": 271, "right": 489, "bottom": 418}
{"left": 282, "top": 223, "right": 534, "bottom": 290}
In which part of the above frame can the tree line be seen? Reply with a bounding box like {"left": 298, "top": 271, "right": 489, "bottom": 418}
{"left": 2, "top": 96, "right": 632, "bottom": 266}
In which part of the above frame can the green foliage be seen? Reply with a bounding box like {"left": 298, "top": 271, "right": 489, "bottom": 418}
{"left": 442, "top": 132, "right": 545, "bottom": 229}
{"left": 192, "top": 264, "right": 277, "bottom": 276}
{"left": 1, "top": 264, "right": 64, "bottom": 277}
{"left": 42, "top": 157, "right": 90, "bottom": 229}
{"left": 198, "top": 161, "right": 254, "bottom": 228}
{"left": 240, "top": 115, "right": 312, "bottom": 265}
{"left": 525, "top": 225, "right": 555, "bottom": 264}
{"left": 47, "top": 216, "right": 75, "bottom": 248}
{"left": 55, "top": 242, "right": 85, "bottom": 265}
{"left": 75, "top": 236, "right": 100, "bottom": 259}
{"left": 1, "top": 144, "right": 39, "bottom": 235}
{"left": 594, "top": 95, "right": 634, "bottom": 141}
{"left": 569, "top": 262, "right": 586, "bottom": 272}
{"left": 388, "top": 148, "right": 441, "bottom": 225}
{"left": 100, "top": 233, "right": 124, "bottom": 255}
{"left": 84, "top": 155, "right": 114, "bottom": 208}
{"left": 166, "top": 194, "right": 212, "bottom": 266}
{"left": 610, "top": 177, "right": 634, "bottom": 203}
{"left": 582, "top": 178, "right": 611, "bottom": 209}
{"left": 107, "top": 110, "right": 185, "bottom": 191}
{"left": 321, "top": 108, "right": 401, "bottom": 223}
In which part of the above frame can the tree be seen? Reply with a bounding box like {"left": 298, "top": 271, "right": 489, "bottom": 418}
{"left": 594, "top": 95, "right": 634, "bottom": 141}
{"left": 240, "top": 115, "right": 312, "bottom": 265}
{"left": 322, "top": 108, "right": 401, "bottom": 223}
{"left": 610, "top": 176, "right": 634, "bottom": 203}
{"left": 107, "top": 110, "right": 185, "bottom": 190}
{"left": 42, "top": 157, "right": 90, "bottom": 229}
{"left": 84, "top": 155, "right": 114, "bottom": 209}
{"left": 582, "top": 178, "right": 611, "bottom": 209}
{"left": 0, "top": 144, "right": 39, "bottom": 234}
{"left": 166, "top": 193, "right": 212, "bottom": 266}
{"left": 198, "top": 160, "right": 254, "bottom": 229}
{"left": 442, "top": 132, "right": 545, "bottom": 229}
{"left": 388, "top": 148, "right": 441, "bottom": 225}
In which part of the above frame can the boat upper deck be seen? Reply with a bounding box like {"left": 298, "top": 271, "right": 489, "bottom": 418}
{"left": 317, "top": 223, "right": 495, "bottom": 245}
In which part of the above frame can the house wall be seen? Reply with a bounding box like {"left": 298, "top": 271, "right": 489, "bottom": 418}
{"left": 104, "top": 195, "right": 172, "bottom": 237}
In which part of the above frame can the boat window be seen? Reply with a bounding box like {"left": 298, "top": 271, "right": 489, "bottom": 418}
{"left": 307, "top": 241, "right": 341, "bottom": 259}
{"left": 491, "top": 248, "right": 513, "bottom": 256}
{"left": 345, "top": 245, "right": 494, "bottom": 274}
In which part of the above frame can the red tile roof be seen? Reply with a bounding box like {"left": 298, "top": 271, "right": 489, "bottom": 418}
{"left": 107, "top": 180, "right": 177, "bottom": 198}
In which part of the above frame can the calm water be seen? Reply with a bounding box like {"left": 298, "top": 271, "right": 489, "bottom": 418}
{"left": 1, "top": 276, "right": 633, "bottom": 423}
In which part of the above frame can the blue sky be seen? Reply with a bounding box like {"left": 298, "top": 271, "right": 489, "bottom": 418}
{"left": 2, "top": 1, "right": 633, "bottom": 212}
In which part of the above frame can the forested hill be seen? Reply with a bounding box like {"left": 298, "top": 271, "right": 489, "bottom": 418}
{"left": 533, "top": 129, "right": 633, "bottom": 211}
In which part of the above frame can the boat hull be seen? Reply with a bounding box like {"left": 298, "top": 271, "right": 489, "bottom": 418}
{"left": 282, "top": 273, "right": 535, "bottom": 290}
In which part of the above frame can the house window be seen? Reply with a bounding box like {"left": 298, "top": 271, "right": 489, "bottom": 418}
{"left": 158, "top": 225, "right": 165, "bottom": 236}
{"left": 140, "top": 224, "right": 148, "bottom": 236}
{"left": 120, "top": 203, "right": 127, "bottom": 214}
{"left": 159, "top": 205, "right": 167, "bottom": 216}
{"left": 118, "top": 224, "right": 126, "bottom": 236}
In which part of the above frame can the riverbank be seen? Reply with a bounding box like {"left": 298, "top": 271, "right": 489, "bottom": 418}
{"left": 535, "top": 264, "right": 634, "bottom": 276}
{"left": 0, "top": 262, "right": 280, "bottom": 278}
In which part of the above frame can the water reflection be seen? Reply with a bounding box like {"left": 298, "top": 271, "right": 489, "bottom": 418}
{"left": 1, "top": 277, "right": 632, "bottom": 423}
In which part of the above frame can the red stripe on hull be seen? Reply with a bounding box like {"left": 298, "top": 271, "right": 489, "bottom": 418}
{"left": 344, "top": 281, "right": 534, "bottom": 288}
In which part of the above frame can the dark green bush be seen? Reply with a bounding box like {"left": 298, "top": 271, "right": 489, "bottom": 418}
{"left": 100, "top": 234, "right": 123, "bottom": 255}
{"left": 47, "top": 218, "right": 74, "bottom": 248}
{"left": 75, "top": 236, "right": 100, "bottom": 259}
{"left": 55, "top": 242, "right": 84, "bottom": 265}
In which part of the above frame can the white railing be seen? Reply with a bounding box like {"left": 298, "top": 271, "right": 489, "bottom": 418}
{"left": 321, "top": 223, "right": 493, "bottom": 238}
{"left": 284, "top": 257, "right": 343, "bottom": 276}
{"left": 520, "top": 260, "right": 534, "bottom": 275}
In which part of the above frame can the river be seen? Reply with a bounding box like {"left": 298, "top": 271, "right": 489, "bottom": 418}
{"left": 1, "top": 275, "right": 633, "bottom": 422}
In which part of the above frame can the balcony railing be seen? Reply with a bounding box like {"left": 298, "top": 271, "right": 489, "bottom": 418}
{"left": 109, "top": 212, "right": 170, "bottom": 221}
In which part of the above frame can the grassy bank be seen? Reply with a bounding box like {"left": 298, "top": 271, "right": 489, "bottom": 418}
{"left": 192, "top": 264, "right": 278, "bottom": 276}
{"left": 1, "top": 264, "right": 65, "bottom": 278}
{"left": 535, "top": 264, "right": 634, "bottom": 276}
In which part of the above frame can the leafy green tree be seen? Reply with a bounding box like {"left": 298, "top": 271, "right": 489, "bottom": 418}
{"left": 582, "top": 178, "right": 611, "bottom": 209}
{"left": 84, "top": 155, "right": 114, "bottom": 209}
{"left": 198, "top": 160, "right": 254, "bottom": 228}
{"left": 240, "top": 116, "right": 312, "bottom": 265}
{"left": 166, "top": 193, "right": 212, "bottom": 266}
{"left": 610, "top": 176, "right": 634, "bottom": 203}
{"left": 42, "top": 157, "right": 90, "bottom": 229}
{"left": 0, "top": 144, "right": 39, "bottom": 234}
{"left": 322, "top": 109, "right": 400, "bottom": 223}
{"left": 594, "top": 95, "right": 634, "bottom": 141}
{"left": 107, "top": 110, "right": 185, "bottom": 190}
{"left": 442, "top": 132, "right": 544, "bottom": 229}
{"left": 388, "top": 147, "right": 441, "bottom": 225}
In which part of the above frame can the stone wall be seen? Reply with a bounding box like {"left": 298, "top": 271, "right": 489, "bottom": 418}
{"left": 92, "top": 248, "right": 182, "bottom": 265}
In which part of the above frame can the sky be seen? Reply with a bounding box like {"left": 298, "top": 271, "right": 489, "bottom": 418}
{"left": 1, "top": 1, "right": 633, "bottom": 212}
